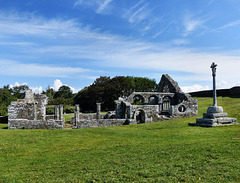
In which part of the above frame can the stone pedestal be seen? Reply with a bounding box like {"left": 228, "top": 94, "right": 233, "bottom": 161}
{"left": 189, "top": 106, "right": 238, "bottom": 127}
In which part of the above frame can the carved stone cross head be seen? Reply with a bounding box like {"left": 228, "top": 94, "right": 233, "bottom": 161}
{"left": 210, "top": 62, "right": 217, "bottom": 77}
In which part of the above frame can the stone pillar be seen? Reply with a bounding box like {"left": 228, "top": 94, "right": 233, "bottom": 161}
{"left": 211, "top": 62, "right": 217, "bottom": 106}
{"left": 206, "top": 62, "right": 223, "bottom": 114}
{"left": 126, "top": 106, "right": 131, "bottom": 119}
{"left": 158, "top": 97, "right": 163, "bottom": 114}
{"left": 59, "top": 105, "right": 63, "bottom": 121}
{"left": 96, "top": 103, "right": 101, "bottom": 120}
{"left": 54, "top": 105, "right": 59, "bottom": 120}
{"left": 74, "top": 104, "right": 80, "bottom": 126}
{"left": 115, "top": 101, "right": 121, "bottom": 118}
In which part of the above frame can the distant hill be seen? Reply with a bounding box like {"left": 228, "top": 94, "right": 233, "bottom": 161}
{"left": 189, "top": 86, "right": 240, "bottom": 98}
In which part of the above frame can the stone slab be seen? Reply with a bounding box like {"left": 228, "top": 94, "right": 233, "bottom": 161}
{"left": 196, "top": 118, "right": 217, "bottom": 124}
{"left": 203, "top": 112, "right": 228, "bottom": 119}
{"left": 217, "top": 118, "right": 237, "bottom": 124}
{"left": 190, "top": 117, "right": 238, "bottom": 127}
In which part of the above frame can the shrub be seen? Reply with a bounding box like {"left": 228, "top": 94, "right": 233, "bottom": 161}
{"left": 0, "top": 105, "right": 7, "bottom": 116}
{"left": 64, "top": 105, "right": 75, "bottom": 114}
{"left": 46, "top": 105, "right": 55, "bottom": 115}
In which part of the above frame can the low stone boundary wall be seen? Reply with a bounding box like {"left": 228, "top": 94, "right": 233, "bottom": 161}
{"left": 70, "top": 113, "right": 105, "bottom": 124}
{"left": 8, "top": 119, "right": 64, "bottom": 129}
{"left": 46, "top": 115, "right": 55, "bottom": 120}
{"left": 73, "top": 119, "right": 136, "bottom": 129}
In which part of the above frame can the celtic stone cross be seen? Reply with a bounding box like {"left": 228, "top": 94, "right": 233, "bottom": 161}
{"left": 210, "top": 62, "right": 217, "bottom": 106}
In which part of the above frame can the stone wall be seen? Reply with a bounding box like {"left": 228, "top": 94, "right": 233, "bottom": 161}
{"left": 73, "top": 74, "right": 198, "bottom": 129}
{"left": 70, "top": 113, "right": 105, "bottom": 124}
{"left": 170, "top": 100, "right": 198, "bottom": 118}
{"left": 73, "top": 119, "right": 131, "bottom": 129}
{"left": 8, "top": 89, "right": 64, "bottom": 129}
{"left": 8, "top": 119, "right": 64, "bottom": 129}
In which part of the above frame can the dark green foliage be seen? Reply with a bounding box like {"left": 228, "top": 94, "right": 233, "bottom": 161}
{"left": 45, "top": 85, "right": 74, "bottom": 106}
{"left": 46, "top": 105, "right": 75, "bottom": 114}
{"left": 10, "top": 85, "right": 29, "bottom": 99}
{"left": 42, "top": 87, "right": 55, "bottom": 100}
{"left": 74, "top": 76, "right": 158, "bottom": 112}
{"left": 54, "top": 85, "right": 73, "bottom": 99}
{"left": 48, "top": 98, "right": 74, "bottom": 106}
{"left": 64, "top": 105, "right": 75, "bottom": 114}
{"left": 46, "top": 105, "right": 55, "bottom": 115}
{"left": 0, "top": 87, "right": 17, "bottom": 116}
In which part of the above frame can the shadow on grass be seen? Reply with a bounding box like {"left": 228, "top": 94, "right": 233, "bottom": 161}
{"left": 0, "top": 116, "right": 8, "bottom": 124}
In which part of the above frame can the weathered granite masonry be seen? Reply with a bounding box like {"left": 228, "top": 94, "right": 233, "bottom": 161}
{"left": 189, "top": 62, "right": 238, "bottom": 127}
{"left": 8, "top": 89, "right": 64, "bottom": 129}
{"left": 73, "top": 74, "right": 198, "bottom": 129}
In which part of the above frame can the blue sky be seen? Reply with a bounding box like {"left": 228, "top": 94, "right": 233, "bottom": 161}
{"left": 1, "top": 0, "right": 240, "bottom": 93}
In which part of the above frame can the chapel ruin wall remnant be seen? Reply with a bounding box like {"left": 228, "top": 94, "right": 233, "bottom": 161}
{"left": 72, "top": 74, "right": 198, "bottom": 129}
{"left": 8, "top": 89, "right": 64, "bottom": 129}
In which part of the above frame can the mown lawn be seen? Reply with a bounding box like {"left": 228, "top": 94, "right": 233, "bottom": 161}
{"left": 0, "top": 97, "right": 239, "bottom": 182}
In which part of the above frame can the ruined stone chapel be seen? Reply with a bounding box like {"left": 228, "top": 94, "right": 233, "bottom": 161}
{"left": 72, "top": 74, "right": 198, "bottom": 128}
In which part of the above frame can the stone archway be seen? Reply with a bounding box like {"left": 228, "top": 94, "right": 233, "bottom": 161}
{"left": 148, "top": 95, "right": 159, "bottom": 105}
{"left": 162, "top": 96, "right": 171, "bottom": 113}
{"left": 132, "top": 94, "right": 145, "bottom": 105}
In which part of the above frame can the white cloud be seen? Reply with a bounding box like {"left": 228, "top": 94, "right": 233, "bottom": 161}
{"left": 9, "top": 82, "right": 42, "bottom": 94}
{"left": 1, "top": 11, "right": 240, "bottom": 90}
{"left": 171, "top": 39, "right": 190, "bottom": 45}
{"left": 124, "top": 0, "right": 151, "bottom": 24}
{"left": 53, "top": 79, "right": 63, "bottom": 91}
{"left": 0, "top": 59, "right": 88, "bottom": 78}
{"left": 0, "top": 12, "right": 81, "bottom": 37}
{"left": 74, "top": 0, "right": 113, "bottom": 14}
{"left": 181, "top": 84, "right": 210, "bottom": 93}
{"left": 30, "top": 86, "right": 43, "bottom": 94}
{"left": 216, "top": 80, "right": 231, "bottom": 89}
{"left": 69, "top": 86, "right": 81, "bottom": 93}
{"left": 96, "top": 0, "right": 113, "bottom": 14}
{"left": 9, "top": 82, "right": 28, "bottom": 88}
{"left": 53, "top": 79, "right": 81, "bottom": 93}
{"left": 219, "top": 19, "right": 240, "bottom": 30}
{"left": 183, "top": 14, "right": 208, "bottom": 37}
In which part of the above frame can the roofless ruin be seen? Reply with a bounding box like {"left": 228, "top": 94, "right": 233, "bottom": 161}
{"left": 72, "top": 74, "right": 198, "bottom": 128}
{"left": 8, "top": 74, "right": 198, "bottom": 129}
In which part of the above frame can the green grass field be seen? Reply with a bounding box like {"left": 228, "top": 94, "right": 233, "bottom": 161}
{"left": 0, "top": 97, "right": 239, "bottom": 182}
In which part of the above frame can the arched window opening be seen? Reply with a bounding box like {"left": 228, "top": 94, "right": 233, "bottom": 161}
{"left": 148, "top": 95, "right": 159, "bottom": 105}
{"left": 162, "top": 97, "right": 171, "bottom": 112}
{"left": 132, "top": 95, "right": 144, "bottom": 105}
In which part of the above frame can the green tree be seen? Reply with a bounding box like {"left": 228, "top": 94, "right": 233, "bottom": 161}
{"left": 0, "top": 87, "right": 17, "bottom": 116}
{"left": 74, "top": 76, "right": 158, "bottom": 112}
{"left": 42, "top": 86, "right": 55, "bottom": 100}
{"left": 10, "top": 85, "right": 29, "bottom": 99}
{"left": 54, "top": 85, "right": 73, "bottom": 99}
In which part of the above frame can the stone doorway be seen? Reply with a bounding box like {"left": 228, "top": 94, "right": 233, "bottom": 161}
{"left": 136, "top": 110, "right": 146, "bottom": 123}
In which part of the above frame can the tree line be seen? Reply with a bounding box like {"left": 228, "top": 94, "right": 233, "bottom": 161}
{"left": 0, "top": 76, "right": 158, "bottom": 115}
{"left": 74, "top": 76, "right": 158, "bottom": 112}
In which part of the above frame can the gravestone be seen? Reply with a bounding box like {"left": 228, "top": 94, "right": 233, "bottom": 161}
{"left": 189, "top": 62, "right": 238, "bottom": 127}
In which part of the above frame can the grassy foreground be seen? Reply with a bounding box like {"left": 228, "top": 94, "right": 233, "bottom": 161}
{"left": 0, "top": 97, "right": 239, "bottom": 182}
